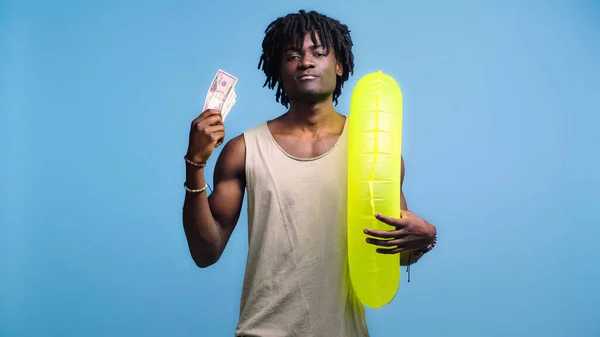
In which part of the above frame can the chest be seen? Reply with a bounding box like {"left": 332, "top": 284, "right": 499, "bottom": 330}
{"left": 245, "top": 132, "right": 349, "bottom": 219}
{"left": 250, "top": 152, "right": 348, "bottom": 203}
{"left": 271, "top": 133, "right": 341, "bottom": 159}
{"left": 245, "top": 146, "right": 350, "bottom": 265}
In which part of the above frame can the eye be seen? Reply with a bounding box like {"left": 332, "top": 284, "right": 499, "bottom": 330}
{"left": 286, "top": 54, "right": 301, "bottom": 61}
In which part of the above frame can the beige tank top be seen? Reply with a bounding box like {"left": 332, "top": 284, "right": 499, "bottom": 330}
{"left": 235, "top": 118, "right": 370, "bottom": 337}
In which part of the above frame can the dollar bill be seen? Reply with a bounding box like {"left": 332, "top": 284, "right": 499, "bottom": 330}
{"left": 221, "top": 89, "right": 236, "bottom": 121}
{"left": 203, "top": 69, "right": 238, "bottom": 112}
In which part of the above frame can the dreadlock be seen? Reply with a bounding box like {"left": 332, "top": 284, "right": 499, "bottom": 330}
{"left": 258, "top": 10, "right": 355, "bottom": 107}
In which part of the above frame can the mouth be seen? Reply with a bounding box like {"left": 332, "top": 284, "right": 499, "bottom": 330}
{"left": 297, "top": 74, "right": 319, "bottom": 80}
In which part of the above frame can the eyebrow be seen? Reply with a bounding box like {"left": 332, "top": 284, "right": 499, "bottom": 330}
{"left": 284, "top": 44, "right": 325, "bottom": 52}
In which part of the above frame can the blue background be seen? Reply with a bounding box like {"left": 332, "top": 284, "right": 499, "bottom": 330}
{"left": 2, "top": 0, "right": 599, "bottom": 336}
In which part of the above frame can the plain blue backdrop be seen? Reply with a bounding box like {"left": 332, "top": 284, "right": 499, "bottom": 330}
{"left": 1, "top": 0, "right": 599, "bottom": 336}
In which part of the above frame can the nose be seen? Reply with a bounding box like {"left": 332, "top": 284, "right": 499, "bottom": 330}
{"left": 298, "top": 54, "right": 316, "bottom": 69}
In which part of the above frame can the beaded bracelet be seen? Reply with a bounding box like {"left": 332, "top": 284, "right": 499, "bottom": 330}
{"left": 184, "top": 182, "right": 208, "bottom": 194}
{"left": 184, "top": 156, "right": 206, "bottom": 168}
{"left": 419, "top": 234, "right": 437, "bottom": 254}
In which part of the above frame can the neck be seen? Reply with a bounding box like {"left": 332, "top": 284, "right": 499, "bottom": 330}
{"left": 284, "top": 99, "right": 340, "bottom": 130}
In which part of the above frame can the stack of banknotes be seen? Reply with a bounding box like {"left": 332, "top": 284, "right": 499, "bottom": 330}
{"left": 203, "top": 69, "right": 238, "bottom": 121}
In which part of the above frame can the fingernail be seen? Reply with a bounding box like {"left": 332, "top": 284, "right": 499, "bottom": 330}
{"left": 363, "top": 229, "right": 369, "bottom": 234}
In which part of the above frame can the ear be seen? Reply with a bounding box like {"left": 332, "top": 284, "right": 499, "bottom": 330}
{"left": 336, "top": 62, "right": 343, "bottom": 76}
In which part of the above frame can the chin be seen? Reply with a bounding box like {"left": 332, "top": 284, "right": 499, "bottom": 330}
{"left": 289, "top": 89, "right": 332, "bottom": 104}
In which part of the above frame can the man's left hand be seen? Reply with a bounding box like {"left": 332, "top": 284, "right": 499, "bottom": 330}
{"left": 364, "top": 210, "right": 436, "bottom": 255}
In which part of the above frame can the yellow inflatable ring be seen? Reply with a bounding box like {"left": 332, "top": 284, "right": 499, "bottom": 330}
{"left": 347, "top": 70, "right": 403, "bottom": 309}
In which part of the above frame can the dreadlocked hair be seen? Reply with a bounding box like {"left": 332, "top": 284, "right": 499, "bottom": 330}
{"left": 258, "top": 10, "right": 355, "bottom": 107}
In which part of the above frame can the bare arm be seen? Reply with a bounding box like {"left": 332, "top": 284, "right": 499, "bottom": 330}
{"left": 398, "top": 156, "right": 437, "bottom": 266}
{"left": 399, "top": 156, "right": 413, "bottom": 266}
{"left": 401, "top": 156, "right": 407, "bottom": 210}
{"left": 182, "top": 134, "right": 246, "bottom": 268}
{"left": 367, "top": 156, "right": 437, "bottom": 264}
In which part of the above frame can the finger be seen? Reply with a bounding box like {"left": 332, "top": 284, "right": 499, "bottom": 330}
{"left": 204, "top": 126, "right": 224, "bottom": 139}
{"left": 203, "top": 114, "right": 224, "bottom": 127}
{"left": 376, "top": 245, "right": 426, "bottom": 255}
{"left": 201, "top": 109, "right": 223, "bottom": 118}
{"left": 364, "top": 228, "right": 408, "bottom": 239}
{"left": 191, "top": 109, "right": 222, "bottom": 127}
{"left": 374, "top": 212, "right": 394, "bottom": 224}
{"left": 208, "top": 130, "right": 225, "bottom": 138}
{"left": 376, "top": 247, "right": 404, "bottom": 254}
{"left": 212, "top": 131, "right": 225, "bottom": 146}
{"left": 206, "top": 122, "right": 224, "bottom": 139}
{"left": 393, "top": 238, "right": 432, "bottom": 251}
{"left": 366, "top": 237, "right": 404, "bottom": 247}
{"left": 374, "top": 212, "right": 409, "bottom": 227}
{"left": 203, "top": 124, "right": 225, "bottom": 135}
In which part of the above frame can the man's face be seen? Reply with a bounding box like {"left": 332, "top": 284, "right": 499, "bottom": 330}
{"left": 279, "top": 31, "right": 342, "bottom": 105}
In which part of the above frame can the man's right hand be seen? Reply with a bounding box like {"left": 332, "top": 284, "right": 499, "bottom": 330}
{"left": 186, "top": 109, "right": 225, "bottom": 164}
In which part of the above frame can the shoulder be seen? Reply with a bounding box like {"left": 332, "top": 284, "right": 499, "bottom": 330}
{"left": 243, "top": 121, "right": 270, "bottom": 137}
{"left": 214, "top": 134, "right": 246, "bottom": 179}
{"left": 224, "top": 133, "right": 246, "bottom": 153}
{"left": 216, "top": 119, "right": 275, "bottom": 174}
{"left": 240, "top": 120, "right": 273, "bottom": 148}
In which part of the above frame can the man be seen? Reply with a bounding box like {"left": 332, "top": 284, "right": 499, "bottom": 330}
{"left": 182, "top": 9, "right": 437, "bottom": 337}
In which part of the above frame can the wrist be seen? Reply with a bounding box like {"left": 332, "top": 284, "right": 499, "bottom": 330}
{"left": 184, "top": 155, "right": 207, "bottom": 168}
{"left": 420, "top": 227, "right": 437, "bottom": 254}
{"left": 428, "top": 223, "right": 437, "bottom": 242}
{"left": 184, "top": 181, "right": 208, "bottom": 194}
{"left": 184, "top": 156, "right": 208, "bottom": 189}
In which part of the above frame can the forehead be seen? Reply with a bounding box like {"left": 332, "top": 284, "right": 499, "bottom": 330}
{"left": 284, "top": 30, "right": 328, "bottom": 50}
